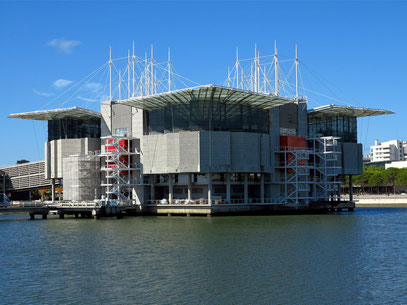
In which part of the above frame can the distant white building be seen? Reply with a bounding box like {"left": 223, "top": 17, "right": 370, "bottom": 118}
{"left": 370, "top": 139, "right": 407, "bottom": 162}
{"left": 385, "top": 161, "right": 407, "bottom": 169}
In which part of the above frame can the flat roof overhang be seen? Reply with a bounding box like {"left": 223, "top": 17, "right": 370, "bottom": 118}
{"left": 8, "top": 107, "right": 101, "bottom": 121}
{"left": 116, "top": 84, "right": 296, "bottom": 110}
{"left": 308, "top": 104, "right": 394, "bottom": 119}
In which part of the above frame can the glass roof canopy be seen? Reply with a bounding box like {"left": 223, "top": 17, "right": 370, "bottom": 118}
{"left": 8, "top": 107, "right": 101, "bottom": 121}
{"left": 116, "top": 84, "right": 296, "bottom": 111}
{"left": 308, "top": 104, "right": 393, "bottom": 119}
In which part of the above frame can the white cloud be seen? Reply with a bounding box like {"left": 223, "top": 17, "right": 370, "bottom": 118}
{"left": 84, "top": 82, "right": 103, "bottom": 92}
{"left": 32, "top": 89, "right": 53, "bottom": 97}
{"left": 46, "top": 39, "right": 81, "bottom": 54}
{"left": 53, "top": 79, "right": 73, "bottom": 89}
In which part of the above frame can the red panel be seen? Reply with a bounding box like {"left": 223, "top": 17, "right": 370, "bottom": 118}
{"left": 280, "top": 136, "right": 307, "bottom": 170}
{"left": 280, "top": 136, "right": 306, "bottom": 150}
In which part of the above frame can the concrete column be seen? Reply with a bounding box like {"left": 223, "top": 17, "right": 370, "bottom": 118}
{"left": 150, "top": 175, "right": 155, "bottom": 203}
{"left": 208, "top": 173, "right": 212, "bottom": 205}
{"left": 244, "top": 174, "right": 248, "bottom": 204}
{"left": 349, "top": 175, "right": 353, "bottom": 202}
{"left": 226, "top": 173, "right": 231, "bottom": 203}
{"left": 2, "top": 174, "right": 5, "bottom": 194}
{"left": 168, "top": 174, "right": 173, "bottom": 203}
{"left": 51, "top": 178, "right": 55, "bottom": 203}
{"left": 187, "top": 174, "right": 192, "bottom": 201}
{"left": 260, "top": 174, "right": 265, "bottom": 203}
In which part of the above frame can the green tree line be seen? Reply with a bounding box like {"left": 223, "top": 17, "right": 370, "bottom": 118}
{"left": 352, "top": 165, "right": 407, "bottom": 194}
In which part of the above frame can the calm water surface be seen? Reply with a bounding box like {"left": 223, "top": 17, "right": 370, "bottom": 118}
{"left": 1, "top": 208, "right": 407, "bottom": 304}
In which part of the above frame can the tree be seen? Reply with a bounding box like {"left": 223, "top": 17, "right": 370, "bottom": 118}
{"left": 383, "top": 168, "right": 399, "bottom": 194}
{"left": 396, "top": 168, "right": 407, "bottom": 188}
{"left": 38, "top": 189, "right": 48, "bottom": 202}
{"left": 368, "top": 172, "right": 384, "bottom": 194}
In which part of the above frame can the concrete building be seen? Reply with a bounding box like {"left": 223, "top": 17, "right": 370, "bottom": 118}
{"left": 8, "top": 87, "right": 393, "bottom": 209}
{"left": 370, "top": 139, "right": 407, "bottom": 163}
{"left": 6, "top": 46, "right": 394, "bottom": 211}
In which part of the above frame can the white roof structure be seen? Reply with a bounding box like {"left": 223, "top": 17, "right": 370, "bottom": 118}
{"left": 308, "top": 104, "right": 393, "bottom": 119}
{"left": 116, "top": 84, "right": 296, "bottom": 111}
{"left": 8, "top": 107, "right": 101, "bottom": 121}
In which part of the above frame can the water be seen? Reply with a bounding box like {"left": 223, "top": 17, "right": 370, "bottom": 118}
{"left": 1, "top": 209, "right": 407, "bottom": 304}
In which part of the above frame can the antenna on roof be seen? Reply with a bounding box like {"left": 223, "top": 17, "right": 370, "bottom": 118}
{"left": 274, "top": 40, "right": 279, "bottom": 96}
{"left": 109, "top": 46, "right": 112, "bottom": 101}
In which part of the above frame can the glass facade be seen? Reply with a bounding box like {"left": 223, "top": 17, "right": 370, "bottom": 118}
{"left": 146, "top": 101, "right": 269, "bottom": 134}
{"left": 308, "top": 116, "right": 357, "bottom": 143}
{"left": 48, "top": 118, "right": 101, "bottom": 141}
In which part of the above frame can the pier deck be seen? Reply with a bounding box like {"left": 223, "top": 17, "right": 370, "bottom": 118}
{"left": 0, "top": 200, "right": 354, "bottom": 219}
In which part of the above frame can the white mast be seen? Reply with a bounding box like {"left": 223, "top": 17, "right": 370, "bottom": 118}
{"left": 109, "top": 46, "right": 112, "bottom": 101}
{"left": 168, "top": 47, "right": 171, "bottom": 92}
{"left": 150, "top": 44, "right": 154, "bottom": 95}
{"left": 257, "top": 50, "right": 261, "bottom": 92}
{"left": 132, "top": 41, "right": 135, "bottom": 97}
{"left": 295, "top": 44, "right": 299, "bottom": 101}
{"left": 127, "top": 49, "right": 131, "bottom": 99}
{"left": 144, "top": 52, "right": 148, "bottom": 97}
{"left": 274, "top": 40, "right": 279, "bottom": 96}
{"left": 236, "top": 47, "right": 239, "bottom": 89}
{"left": 118, "top": 70, "right": 122, "bottom": 101}
{"left": 227, "top": 67, "right": 231, "bottom": 87}
{"left": 254, "top": 44, "right": 257, "bottom": 92}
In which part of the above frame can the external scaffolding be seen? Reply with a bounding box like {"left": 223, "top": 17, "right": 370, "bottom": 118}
{"left": 99, "top": 134, "right": 141, "bottom": 204}
{"left": 276, "top": 136, "right": 342, "bottom": 205}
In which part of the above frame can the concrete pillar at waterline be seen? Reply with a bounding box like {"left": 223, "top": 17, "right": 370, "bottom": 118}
{"left": 244, "top": 174, "right": 248, "bottom": 204}
{"left": 150, "top": 175, "right": 155, "bottom": 202}
{"left": 226, "top": 173, "right": 231, "bottom": 203}
{"left": 208, "top": 173, "right": 212, "bottom": 205}
{"left": 51, "top": 178, "right": 55, "bottom": 203}
{"left": 187, "top": 174, "right": 192, "bottom": 201}
{"left": 168, "top": 174, "right": 173, "bottom": 203}
{"left": 349, "top": 175, "right": 353, "bottom": 202}
{"left": 260, "top": 174, "right": 265, "bottom": 203}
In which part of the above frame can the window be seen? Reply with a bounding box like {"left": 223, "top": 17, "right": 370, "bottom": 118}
{"left": 115, "top": 128, "right": 128, "bottom": 136}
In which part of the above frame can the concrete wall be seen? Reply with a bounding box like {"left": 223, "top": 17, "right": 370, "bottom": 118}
{"left": 62, "top": 154, "right": 100, "bottom": 201}
{"left": 101, "top": 101, "right": 133, "bottom": 136}
{"left": 45, "top": 138, "right": 100, "bottom": 179}
{"left": 342, "top": 142, "right": 363, "bottom": 175}
{"left": 143, "top": 131, "right": 271, "bottom": 174}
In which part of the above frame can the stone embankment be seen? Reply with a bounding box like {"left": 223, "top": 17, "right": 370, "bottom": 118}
{"left": 344, "top": 195, "right": 407, "bottom": 207}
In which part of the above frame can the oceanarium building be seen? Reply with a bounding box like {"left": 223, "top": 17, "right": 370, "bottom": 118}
{"left": 6, "top": 46, "right": 393, "bottom": 212}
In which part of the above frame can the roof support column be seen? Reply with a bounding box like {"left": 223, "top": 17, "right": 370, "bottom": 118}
{"left": 187, "top": 174, "right": 192, "bottom": 201}
{"left": 226, "top": 173, "right": 231, "bottom": 203}
{"left": 2, "top": 174, "right": 5, "bottom": 194}
{"left": 260, "top": 173, "right": 265, "bottom": 203}
{"left": 208, "top": 173, "right": 212, "bottom": 205}
{"left": 150, "top": 175, "right": 155, "bottom": 203}
{"left": 244, "top": 174, "right": 248, "bottom": 204}
{"left": 51, "top": 178, "right": 55, "bottom": 203}
{"left": 168, "top": 174, "right": 173, "bottom": 204}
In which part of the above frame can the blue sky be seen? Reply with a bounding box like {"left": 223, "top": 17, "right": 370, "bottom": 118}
{"left": 1, "top": 1, "right": 406, "bottom": 166}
